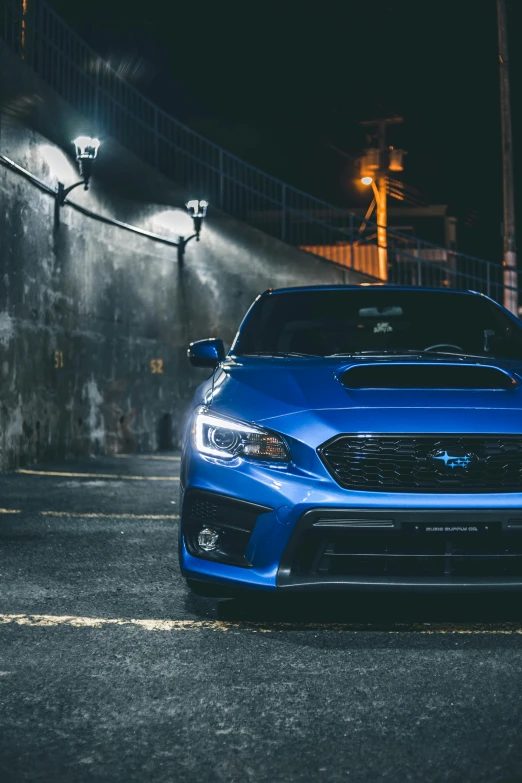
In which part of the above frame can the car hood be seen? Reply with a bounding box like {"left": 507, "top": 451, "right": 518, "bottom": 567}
{"left": 207, "top": 355, "right": 522, "bottom": 438}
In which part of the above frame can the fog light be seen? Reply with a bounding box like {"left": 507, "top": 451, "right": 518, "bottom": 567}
{"left": 197, "top": 527, "right": 220, "bottom": 552}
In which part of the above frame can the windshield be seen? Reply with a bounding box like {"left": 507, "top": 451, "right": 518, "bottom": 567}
{"left": 236, "top": 290, "right": 522, "bottom": 359}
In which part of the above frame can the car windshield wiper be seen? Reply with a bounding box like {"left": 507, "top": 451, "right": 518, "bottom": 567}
{"left": 415, "top": 350, "right": 490, "bottom": 359}
{"left": 328, "top": 349, "right": 491, "bottom": 360}
{"left": 327, "top": 350, "right": 426, "bottom": 357}
{"left": 239, "top": 351, "right": 322, "bottom": 358}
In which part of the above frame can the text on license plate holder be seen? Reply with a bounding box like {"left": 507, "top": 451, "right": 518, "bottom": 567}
{"left": 408, "top": 522, "right": 500, "bottom": 535}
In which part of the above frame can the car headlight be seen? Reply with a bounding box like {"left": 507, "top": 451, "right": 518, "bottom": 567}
{"left": 193, "top": 406, "right": 290, "bottom": 462}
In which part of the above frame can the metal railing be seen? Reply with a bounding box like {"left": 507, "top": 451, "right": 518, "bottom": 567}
{"left": 1, "top": 0, "right": 520, "bottom": 306}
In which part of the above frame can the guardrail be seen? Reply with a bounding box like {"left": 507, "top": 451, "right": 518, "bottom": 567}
{"left": 1, "top": 0, "right": 519, "bottom": 307}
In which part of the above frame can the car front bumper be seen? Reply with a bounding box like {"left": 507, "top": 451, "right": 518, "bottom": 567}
{"left": 179, "top": 450, "right": 522, "bottom": 592}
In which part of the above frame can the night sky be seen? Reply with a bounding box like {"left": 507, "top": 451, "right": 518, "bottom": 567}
{"left": 47, "top": 0, "right": 522, "bottom": 263}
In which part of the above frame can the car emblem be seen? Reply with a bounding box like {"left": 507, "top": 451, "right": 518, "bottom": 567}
{"left": 430, "top": 449, "right": 476, "bottom": 469}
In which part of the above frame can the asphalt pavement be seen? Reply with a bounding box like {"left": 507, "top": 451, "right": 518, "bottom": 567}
{"left": 1, "top": 454, "right": 522, "bottom": 782}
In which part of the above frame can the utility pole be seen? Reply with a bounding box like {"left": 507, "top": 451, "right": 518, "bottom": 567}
{"left": 497, "top": 0, "right": 518, "bottom": 315}
{"left": 360, "top": 117, "right": 403, "bottom": 281}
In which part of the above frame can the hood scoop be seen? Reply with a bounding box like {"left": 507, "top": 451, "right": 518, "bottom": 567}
{"left": 340, "top": 363, "right": 518, "bottom": 390}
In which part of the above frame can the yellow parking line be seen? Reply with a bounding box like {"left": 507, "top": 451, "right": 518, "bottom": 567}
{"left": 404, "top": 624, "right": 522, "bottom": 635}
{"left": 0, "top": 613, "right": 521, "bottom": 634}
{"left": 16, "top": 469, "right": 177, "bottom": 481}
{"left": 114, "top": 455, "right": 181, "bottom": 461}
{"left": 0, "top": 614, "right": 239, "bottom": 632}
{"left": 41, "top": 511, "right": 180, "bottom": 520}
{"left": 0, "top": 508, "right": 179, "bottom": 520}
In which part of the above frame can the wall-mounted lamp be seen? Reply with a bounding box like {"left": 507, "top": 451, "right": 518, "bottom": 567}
{"left": 177, "top": 200, "right": 208, "bottom": 265}
{"left": 55, "top": 137, "right": 100, "bottom": 216}
{"left": 71, "top": 136, "right": 100, "bottom": 188}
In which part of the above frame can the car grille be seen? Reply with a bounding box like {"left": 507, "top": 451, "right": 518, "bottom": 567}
{"left": 292, "top": 526, "right": 522, "bottom": 580}
{"left": 319, "top": 435, "right": 522, "bottom": 492}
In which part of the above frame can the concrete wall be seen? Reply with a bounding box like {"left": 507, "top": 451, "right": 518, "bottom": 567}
{"left": 0, "top": 43, "right": 369, "bottom": 469}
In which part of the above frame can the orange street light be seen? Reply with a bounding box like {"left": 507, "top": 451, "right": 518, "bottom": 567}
{"left": 361, "top": 175, "right": 380, "bottom": 206}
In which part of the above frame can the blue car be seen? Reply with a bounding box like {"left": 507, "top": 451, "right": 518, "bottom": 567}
{"left": 179, "top": 285, "right": 522, "bottom": 596}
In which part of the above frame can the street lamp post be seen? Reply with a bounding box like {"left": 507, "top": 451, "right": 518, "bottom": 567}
{"left": 359, "top": 117, "right": 404, "bottom": 283}
{"left": 361, "top": 175, "right": 387, "bottom": 281}
{"left": 497, "top": 0, "right": 518, "bottom": 315}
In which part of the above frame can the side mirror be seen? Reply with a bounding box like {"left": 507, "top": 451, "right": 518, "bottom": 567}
{"left": 187, "top": 338, "right": 225, "bottom": 368}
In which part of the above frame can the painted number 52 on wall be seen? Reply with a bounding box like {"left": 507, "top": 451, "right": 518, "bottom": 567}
{"left": 150, "top": 359, "right": 164, "bottom": 374}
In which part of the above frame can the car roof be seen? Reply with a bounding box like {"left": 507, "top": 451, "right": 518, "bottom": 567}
{"left": 264, "top": 285, "right": 484, "bottom": 297}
